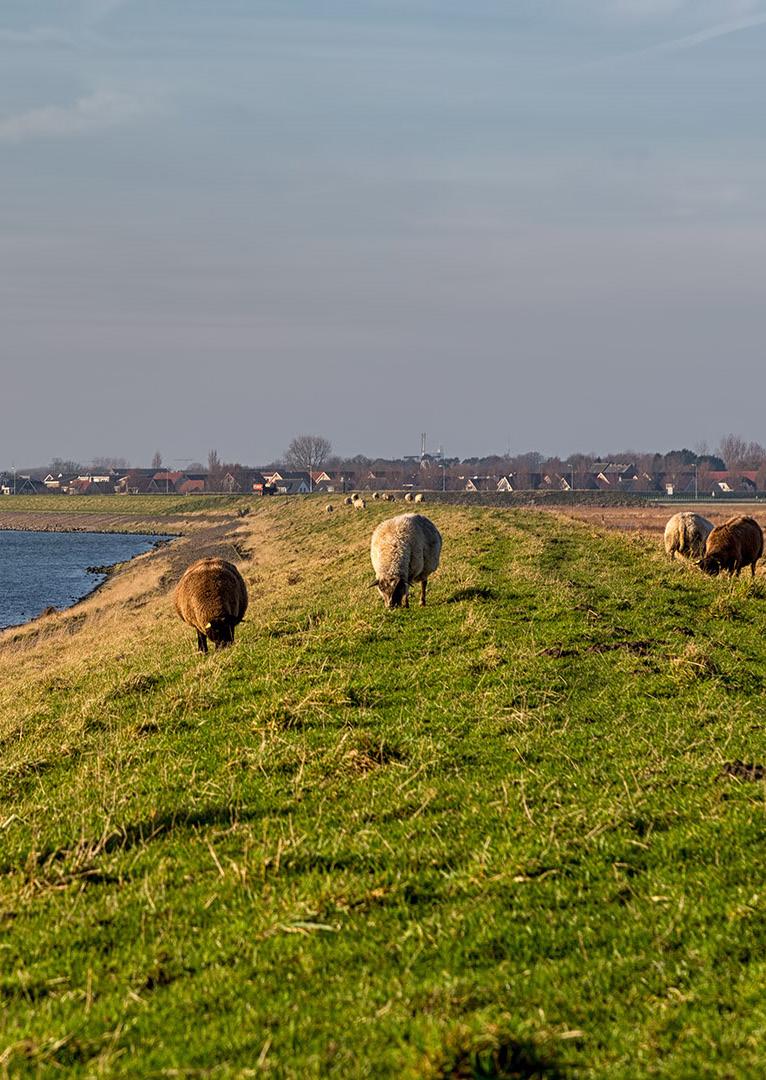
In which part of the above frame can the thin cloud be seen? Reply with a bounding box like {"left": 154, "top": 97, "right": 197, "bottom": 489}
{"left": 82, "top": 0, "right": 130, "bottom": 24}
{"left": 650, "top": 9, "right": 766, "bottom": 51}
{"left": 0, "top": 26, "right": 78, "bottom": 48}
{"left": 0, "top": 91, "right": 147, "bottom": 142}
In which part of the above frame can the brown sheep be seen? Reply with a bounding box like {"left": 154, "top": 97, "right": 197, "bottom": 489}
{"left": 175, "top": 557, "right": 248, "bottom": 653}
{"left": 370, "top": 513, "right": 442, "bottom": 608}
{"left": 699, "top": 516, "right": 763, "bottom": 577}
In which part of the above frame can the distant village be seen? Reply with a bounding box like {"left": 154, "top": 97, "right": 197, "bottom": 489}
{"left": 2, "top": 437, "right": 766, "bottom": 498}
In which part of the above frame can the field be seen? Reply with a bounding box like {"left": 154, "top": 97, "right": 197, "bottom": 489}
{"left": 2, "top": 497, "right": 766, "bottom": 1077}
{"left": 560, "top": 501, "right": 766, "bottom": 548}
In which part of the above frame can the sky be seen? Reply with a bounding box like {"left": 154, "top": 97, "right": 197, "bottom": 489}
{"left": 1, "top": 0, "right": 765, "bottom": 466}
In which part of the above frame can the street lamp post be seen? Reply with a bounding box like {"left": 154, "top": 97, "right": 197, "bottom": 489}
{"left": 694, "top": 462, "right": 698, "bottom": 500}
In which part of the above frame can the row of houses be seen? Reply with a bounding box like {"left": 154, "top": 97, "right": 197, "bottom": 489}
{"left": 0, "top": 467, "right": 330, "bottom": 497}
{"left": 465, "top": 463, "right": 760, "bottom": 496}
{"left": 0, "top": 461, "right": 762, "bottom": 497}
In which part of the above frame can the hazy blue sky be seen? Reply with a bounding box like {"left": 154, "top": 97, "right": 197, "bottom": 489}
{"left": 2, "top": 0, "right": 765, "bottom": 465}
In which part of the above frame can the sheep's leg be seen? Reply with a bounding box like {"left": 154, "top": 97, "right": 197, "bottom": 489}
{"left": 420, "top": 579, "right": 427, "bottom": 606}
{"left": 752, "top": 562, "right": 757, "bottom": 578}
{"left": 197, "top": 630, "right": 208, "bottom": 654}
{"left": 403, "top": 591, "right": 410, "bottom": 609}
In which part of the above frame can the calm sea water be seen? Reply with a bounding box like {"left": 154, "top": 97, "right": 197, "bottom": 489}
{"left": 0, "top": 530, "right": 168, "bottom": 629}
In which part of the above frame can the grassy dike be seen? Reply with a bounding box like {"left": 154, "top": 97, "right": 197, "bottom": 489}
{"left": 1, "top": 498, "right": 766, "bottom": 1077}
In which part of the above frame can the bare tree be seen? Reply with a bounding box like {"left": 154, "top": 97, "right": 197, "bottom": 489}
{"left": 49, "top": 458, "right": 84, "bottom": 476}
{"left": 717, "top": 434, "right": 766, "bottom": 469}
{"left": 151, "top": 450, "right": 163, "bottom": 470}
{"left": 284, "top": 435, "right": 332, "bottom": 481}
{"left": 91, "top": 456, "right": 129, "bottom": 471}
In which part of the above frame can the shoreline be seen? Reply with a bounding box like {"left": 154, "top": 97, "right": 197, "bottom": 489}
{"left": 0, "top": 531, "right": 178, "bottom": 635}
{"left": 0, "top": 511, "right": 250, "bottom": 642}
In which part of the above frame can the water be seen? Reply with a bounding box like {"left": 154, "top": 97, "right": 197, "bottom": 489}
{"left": 0, "top": 530, "right": 168, "bottom": 629}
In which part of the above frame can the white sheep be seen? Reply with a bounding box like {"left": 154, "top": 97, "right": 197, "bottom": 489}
{"left": 404, "top": 492, "right": 413, "bottom": 502}
{"left": 663, "top": 512, "right": 714, "bottom": 560}
{"left": 414, "top": 493, "right": 424, "bottom": 503}
{"left": 354, "top": 497, "right": 366, "bottom": 510}
{"left": 343, "top": 495, "right": 354, "bottom": 506}
{"left": 325, "top": 504, "right": 334, "bottom": 513}
{"left": 370, "top": 513, "right": 442, "bottom": 608}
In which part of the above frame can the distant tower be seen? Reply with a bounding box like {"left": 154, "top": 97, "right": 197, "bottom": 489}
{"left": 420, "top": 432, "right": 427, "bottom": 459}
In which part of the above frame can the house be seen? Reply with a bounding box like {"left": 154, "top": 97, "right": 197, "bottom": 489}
{"left": 117, "top": 470, "right": 161, "bottom": 494}
{"left": 592, "top": 462, "right": 639, "bottom": 487}
{"left": 363, "top": 470, "right": 402, "bottom": 492}
{"left": 659, "top": 472, "right": 697, "bottom": 497}
{"left": 617, "top": 473, "right": 660, "bottom": 494}
{"left": 152, "top": 470, "right": 185, "bottom": 493}
{"left": 465, "top": 476, "right": 496, "bottom": 493}
{"left": 705, "top": 471, "right": 758, "bottom": 495}
{"left": 263, "top": 470, "right": 311, "bottom": 489}
{"left": 313, "top": 471, "right": 357, "bottom": 493}
{"left": 220, "top": 469, "right": 265, "bottom": 494}
{"left": 272, "top": 476, "right": 310, "bottom": 495}
{"left": 68, "top": 478, "right": 114, "bottom": 495}
{"left": 43, "top": 473, "right": 74, "bottom": 491}
{"left": 0, "top": 475, "right": 48, "bottom": 495}
{"left": 176, "top": 473, "right": 207, "bottom": 495}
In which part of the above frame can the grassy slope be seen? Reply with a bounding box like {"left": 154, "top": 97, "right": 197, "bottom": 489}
{"left": 2, "top": 501, "right": 766, "bottom": 1077}
{"left": 0, "top": 495, "right": 244, "bottom": 515}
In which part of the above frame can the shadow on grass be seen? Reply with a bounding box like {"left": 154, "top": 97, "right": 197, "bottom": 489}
{"left": 437, "top": 1034, "right": 567, "bottom": 1079}
{"left": 447, "top": 586, "right": 498, "bottom": 603}
{"left": 26, "top": 803, "right": 289, "bottom": 870}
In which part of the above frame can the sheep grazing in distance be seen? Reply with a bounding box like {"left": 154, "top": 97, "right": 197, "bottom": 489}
{"left": 325, "top": 504, "right": 334, "bottom": 513}
{"left": 404, "top": 492, "right": 413, "bottom": 502}
{"left": 664, "top": 512, "right": 713, "bottom": 561}
{"left": 174, "top": 557, "right": 248, "bottom": 653}
{"left": 343, "top": 495, "right": 354, "bottom": 506}
{"left": 353, "top": 496, "right": 366, "bottom": 510}
{"left": 699, "top": 516, "right": 764, "bottom": 577}
{"left": 372, "top": 491, "right": 380, "bottom": 500}
{"left": 414, "top": 493, "right": 424, "bottom": 503}
{"left": 370, "top": 512, "right": 442, "bottom": 609}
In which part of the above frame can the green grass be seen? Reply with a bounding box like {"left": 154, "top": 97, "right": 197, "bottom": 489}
{"left": 0, "top": 494, "right": 251, "bottom": 515}
{"left": 2, "top": 503, "right": 766, "bottom": 1077}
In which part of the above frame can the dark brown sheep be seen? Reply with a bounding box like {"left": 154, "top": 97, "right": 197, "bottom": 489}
{"left": 174, "top": 557, "right": 248, "bottom": 653}
{"left": 699, "top": 516, "right": 764, "bottom": 578}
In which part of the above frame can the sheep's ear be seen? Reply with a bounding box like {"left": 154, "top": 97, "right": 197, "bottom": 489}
{"left": 205, "top": 621, "right": 212, "bottom": 629}
{"left": 368, "top": 579, "right": 379, "bottom": 588}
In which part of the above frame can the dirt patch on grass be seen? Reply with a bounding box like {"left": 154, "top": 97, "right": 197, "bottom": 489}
{"left": 718, "top": 761, "right": 766, "bottom": 782}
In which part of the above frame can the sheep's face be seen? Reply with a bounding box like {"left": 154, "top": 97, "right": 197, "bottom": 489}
{"left": 205, "top": 617, "right": 235, "bottom": 645}
{"left": 699, "top": 555, "right": 721, "bottom": 576}
{"left": 376, "top": 577, "right": 408, "bottom": 609}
